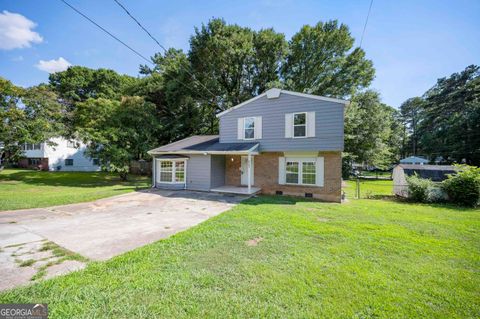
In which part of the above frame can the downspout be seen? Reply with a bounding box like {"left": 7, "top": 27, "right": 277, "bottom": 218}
{"left": 152, "top": 156, "right": 156, "bottom": 188}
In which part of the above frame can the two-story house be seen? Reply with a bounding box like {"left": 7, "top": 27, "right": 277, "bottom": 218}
{"left": 147, "top": 88, "right": 347, "bottom": 202}
{"left": 18, "top": 137, "right": 100, "bottom": 171}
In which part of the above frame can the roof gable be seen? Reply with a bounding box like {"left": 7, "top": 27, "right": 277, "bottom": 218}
{"left": 216, "top": 88, "right": 349, "bottom": 118}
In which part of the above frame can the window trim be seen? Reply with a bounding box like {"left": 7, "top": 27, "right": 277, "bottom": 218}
{"left": 292, "top": 112, "right": 307, "bottom": 138}
{"left": 156, "top": 159, "right": 187, "bottom": 184}
{"left": 284, "top": 158, "right": 317, "bottom": 186}
{"left": 22, "top": 143, "right": 42, "bottom": 151}
{"left": 243, "top": 117, "right": 256, "bottom": 140}
{"left": 67, "top": 140, "right": 77, "bottom": 148}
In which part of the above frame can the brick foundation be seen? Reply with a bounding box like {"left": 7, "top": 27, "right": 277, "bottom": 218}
{"left": 225, "top": 152, "right": 342, "bottom": 202}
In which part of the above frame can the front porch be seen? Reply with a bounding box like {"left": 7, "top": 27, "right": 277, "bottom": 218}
{"left": 210, "top": 185, "right": 261, "bottom": 195}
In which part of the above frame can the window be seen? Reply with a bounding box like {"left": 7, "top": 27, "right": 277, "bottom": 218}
{"left": 67, "top": 141, "right": 77, "bottom": 148}
{"left": 244, "top": 117, "right": 255, "bottom": 140}
{"left": 160, "top": 161, "right": 173, "bottom": 182}
{"left": 285, "top": 160, "right": 316, "bottom": 185}
{"left": 65, "top": 159, "right": 74, "bottom": 166}
{"left": 22, "top": 143, "right": 41, "bottom": 151}
{"left": 175, "top": 161, "right": 185, "bottom": 182}
{"left": 92, "top": 158, "right": 100, "bottom": 166}
{"left": 302, "top": 162, "right": 316, "bottom": 185}
{"left": 158, "top": 160, "right": 186, "bottom": 183}
{"left": 293, "top": 113, "right": 306, "bottom": 137}
{"left": 28, "top": 158, "right": 40, "bottom": 166}
{"left": 286, "top": 161, "right": 299, "bottom": 184}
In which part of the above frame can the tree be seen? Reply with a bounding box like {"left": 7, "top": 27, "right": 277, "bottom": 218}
{"left": 344, "top": 91, "right": 400, "bottom": 171}
{"left": 400, "top": 97, "right": 424, "bottom": 156}
{"left": 136, "top": 49, "right": 202, "bottom": 143}
{"left": 188, "top": 18, "right": 287, "bottom": 132}
{"left": 282, "top": 20, "right": 375, "bottom": 98}
{"left": 74, "top": 97, "right": 159, "bottom": 180}
{"left": 49, "top": 66, "right": 137, "bottom": 103}
{"left": 417, "top": 65, "right": 480, "bottom": 164}
{"left": 0, "top": 78, "right": 64, "bottom": 165}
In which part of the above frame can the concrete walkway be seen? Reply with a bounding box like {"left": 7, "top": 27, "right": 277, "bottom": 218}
{"left": 0, "top": 190, "right": 245, "bottom": 291}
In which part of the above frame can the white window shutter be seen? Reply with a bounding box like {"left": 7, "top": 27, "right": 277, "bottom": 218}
{"left": 307, "top": 111, "right": 315, "bottom": 137}
{"left": 254, "top": 116, "right": 262, "bottom": 139}
{"left": 316, "top": 157, "right": 324, "bottom": 187}
{"left": 285, "top": 113, "right": 293, "bottom": 138}
{"left": 237, "top": 118, "right": 244, "bottom": 140}
{"left": 278, "top": 157, "right": 285, "bottom": 184}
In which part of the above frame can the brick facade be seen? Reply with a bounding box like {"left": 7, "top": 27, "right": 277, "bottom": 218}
{"left": 18, "top": 158, "right": 49, "bottom": 171}
{"left": 225, "top": 152, "right": 342, "bottom": 202}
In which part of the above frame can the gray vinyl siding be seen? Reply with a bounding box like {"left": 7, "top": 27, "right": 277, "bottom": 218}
{"left": 219, "top": 94, "right": 344, "bottom": 151}
{"left": 210, "top": 155, "right": 225, "bottom": 188}
{"left": 155, "top": 182, "right": 185, "bottom": 190}
{"left": 186, "top": 154, "right": 211, "bottom": 191}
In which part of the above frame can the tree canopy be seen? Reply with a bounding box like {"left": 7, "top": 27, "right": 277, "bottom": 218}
{"left": 400, "top": 65, "right": 480, "bottom": 165}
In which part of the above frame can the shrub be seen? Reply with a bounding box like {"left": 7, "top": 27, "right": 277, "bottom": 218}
{"left": 426, "top": 186, "right": 448, "bottom": 203}
{"left": 442, "top": 165, "right": 480, "bottom": 207}
{"left": 406, "top": 174, "right": 433, "bottom": 202}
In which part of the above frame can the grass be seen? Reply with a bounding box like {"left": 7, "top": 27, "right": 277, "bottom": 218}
{"left": 0, "top": 169, "right": 150, "bottom": 211}
{"left": 344, "top": 178, "right": 394, "bottom": 199}
{"left": 31, "top": 241, "right": 89, "bottom": 282}
{"left": 1, "top": 195, "right": 478, "bottom": 318}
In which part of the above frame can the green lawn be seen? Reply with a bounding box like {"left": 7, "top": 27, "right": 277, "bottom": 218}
{"left": 1, "top": 195, "right": 478, "bottom": 318}
{"left": 345, "top": 178, "right": 394, "bottom": 199}
{"left": 0, "top": 169, "right": 150, "bottom": 211}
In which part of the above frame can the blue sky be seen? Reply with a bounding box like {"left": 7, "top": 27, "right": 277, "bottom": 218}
{"left": 1, "top": 0, "right": 479, "bottom": 108}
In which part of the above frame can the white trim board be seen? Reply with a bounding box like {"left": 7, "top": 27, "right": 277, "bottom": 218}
{"left": 216, "top": 88, "right": 349, "bottom": 118}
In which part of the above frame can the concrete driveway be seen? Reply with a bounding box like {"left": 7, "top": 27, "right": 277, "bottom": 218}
{"left": 0, "top": 190, "right": 244, "bottom": 291}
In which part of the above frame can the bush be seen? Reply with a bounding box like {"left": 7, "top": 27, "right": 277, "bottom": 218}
{"left": 406, "top": 174, "right": 433, "bottom": 202}
{"left": 442, "top": 165, "right": 480, "bottom": 207}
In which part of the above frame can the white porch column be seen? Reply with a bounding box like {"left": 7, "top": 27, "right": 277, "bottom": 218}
{"left": 247, "top": 153, "right": 251, "bottom": 193}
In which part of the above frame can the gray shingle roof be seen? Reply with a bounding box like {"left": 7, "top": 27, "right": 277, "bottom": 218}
{"left": 399, "top": 164, "right": 457, "bottom": 182}
{"left": 148, "top": 135, "right": 258, "bottom": 154}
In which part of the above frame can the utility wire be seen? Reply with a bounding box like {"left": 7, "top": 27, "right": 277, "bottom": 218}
{"left": 112, "top": 0, "right": 218, "bottom": 99}
{"left": 112, "top": 0, "right": 168, "bottom": 53}
{"left": 59, "top": 0, "right": 152, "bottom": 65}
{"left": 359, "top": 0, "right": 374, "bottom": 48}
{"left": 59, "top": 0, "right": 210, "bottom": 102}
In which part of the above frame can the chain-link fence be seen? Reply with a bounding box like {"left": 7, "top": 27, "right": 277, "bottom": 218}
{"left": 344, "top": 178, "right": 404, "bottom": 199}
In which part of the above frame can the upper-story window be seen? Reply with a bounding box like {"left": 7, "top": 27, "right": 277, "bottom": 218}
{"left": 285, "top": 112, "right": 315, "bottom": 138}
{"left": 244, "top": 117, "right": 255, "bottom": 140}
{"left": 293, "top": 113, "right": 307, "bottom": 137}
{"left": 67, "top": 141, "right": 77, "bottom": 148}
{"left": 22, "top": 143, "right": 41, "bottom": 151}
{"left": 238, "top": 117, "right": 262, "bottom": 140}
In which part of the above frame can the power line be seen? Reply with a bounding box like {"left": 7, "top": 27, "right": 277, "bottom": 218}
{"left": 360, "top": 0, "right": 374, "bottom": 48}
{"left": 112, "top": 0, "right": 168, "bottom": 53}
{"left": 59, "top": 0, "right": 152, "bottom": 65}
{"left": 112, "top": 0, "right": 218, "bottom": 99}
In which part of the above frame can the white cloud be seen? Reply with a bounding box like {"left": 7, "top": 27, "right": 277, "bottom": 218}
{"left": 11, "top": 55, "right": 24, "bottom": 61}
{"left": 35, "top": 57, "right": 72, "bottom": 73}
{"left": 0, "top": 10, "right": 43, "bottom": 50}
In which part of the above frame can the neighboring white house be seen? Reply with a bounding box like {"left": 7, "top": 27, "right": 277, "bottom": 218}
{"left": 19, "top": 137, "right": 100, "bottom": 171}
{"left": 399, "top": 156, "right": 429, "bottom": 165}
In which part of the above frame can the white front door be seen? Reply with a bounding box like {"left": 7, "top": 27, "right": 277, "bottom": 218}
{"left": 240, "top": 156, "right": 254, "bottom": 185}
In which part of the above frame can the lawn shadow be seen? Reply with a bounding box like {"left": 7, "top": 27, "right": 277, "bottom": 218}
{"left": 1, "top": 170, "right": 148, "bottom": 188}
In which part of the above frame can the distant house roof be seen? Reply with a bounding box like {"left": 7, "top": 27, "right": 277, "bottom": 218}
{"left": 216, "top": 88, "right": 349, "bottom": 118}
{"left": 397, "top": 164, "right": 457, "bottom": 182}
{"left": 148, "top": 135, "right": 259, "bottom": 155}
{"left": 400, "top": 156, "right": 429, "bottom": 164}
